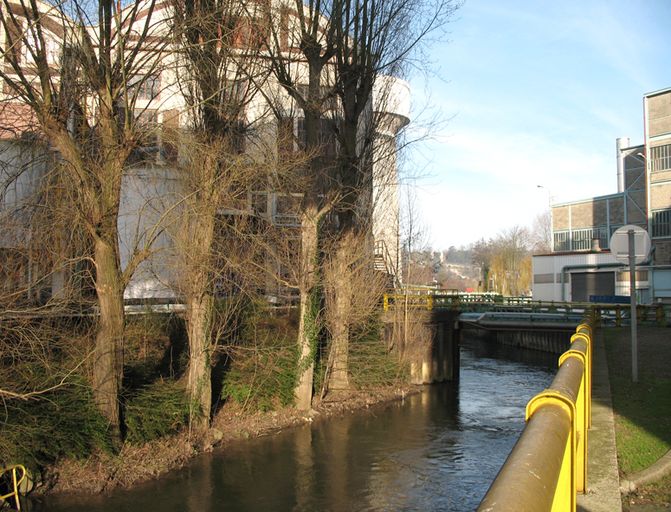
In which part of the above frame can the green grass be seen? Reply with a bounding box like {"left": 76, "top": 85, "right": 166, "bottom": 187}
{"left": 604, "top": 327, "right": 671, "bottom": 474}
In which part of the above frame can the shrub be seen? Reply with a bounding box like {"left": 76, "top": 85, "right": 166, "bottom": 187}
{"left": 0, "top": 378, "right": 111, "bottom": 472}
{"left": 348, "top": 316, "right": 408, "bottom": 389}
{"left": 221, "top": 341, "right": 298, "bottom": 412}
{"left": 124, "top": 380, "right": 190, "bottom": 445}
{"left": 220, "top": 308, "right": 299, "bottom": 412}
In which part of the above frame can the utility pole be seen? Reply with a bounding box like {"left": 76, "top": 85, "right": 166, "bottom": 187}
{"left": 628, "top": 229, "right": 638, "bottom": 383}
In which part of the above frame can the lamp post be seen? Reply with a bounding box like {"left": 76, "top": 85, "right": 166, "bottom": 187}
{"left": 537, "top": 185, "right": 553, "bottom": 252}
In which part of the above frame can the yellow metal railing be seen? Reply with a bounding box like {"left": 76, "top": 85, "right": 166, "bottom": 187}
{"left": 477, "top": 322, "right": 593, "bottom": 512}
{"left": 1, "top": 464, "right": 29, "bottom": 510}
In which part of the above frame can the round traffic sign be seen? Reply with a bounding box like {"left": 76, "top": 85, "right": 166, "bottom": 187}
{"left": 609, "top": 225, "right": 651, "bottom": 264}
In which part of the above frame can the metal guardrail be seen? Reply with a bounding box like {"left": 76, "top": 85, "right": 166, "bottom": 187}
{"left": 382, "top": 292, "right": 671, "bottom": 326}
{"left": 477, "top": 322, "right": 593, "bottom": 512}
{"left": 382, "top": 292, "right": 529, "bottom": 311}
{"left": 0, "top": 464, "right": 29, "bottom": 510}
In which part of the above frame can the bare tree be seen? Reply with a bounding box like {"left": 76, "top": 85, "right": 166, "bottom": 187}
{"left": 530, "top": 209, "right": 552, "bottom": 253}
{"left": 0, "top": 0, "right": 168, "bottom": 442}
{"left": 260, "top": 0, "right": 458, "bottom": 402}
{"left": 169, "top": 0, "right": 276, "bottom": 428}
{"left": 489, "top": 226, "right": 531, "bottom": 296}
{"left": 259, "top": 1, "right": 342, "bottom": 411}
{"left": 471, "top": 237, "right": 493, "bottom": 292}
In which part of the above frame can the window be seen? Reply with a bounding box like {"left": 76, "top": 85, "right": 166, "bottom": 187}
{"left": 251, "top": 191, "right": 268, "bottom": 216}
{"left": 131, "top": 75, "right": 160, "bottom": 101}
{"left": 297, "top": 84, "right": 338, "bottom": 113}
{"left": 21, "top": 26, "right": 37, "bottom": 65}
{"left": 571, "top": 227, "right": 607, "bottom": 251}
{"left": 651, "top": 144, "right": 671, "bottom": 173}
{"left": 129, "top": 109, "right": 159, "bottom": 164}
{"left": 230, "top": 14, "right": 270, "bottom": 49}
{"left": 553, "top": 227, "right": 609, "bottom": 251}
{"left": 20, "top": 25, "right": 59, "bottom": 66}
{"left": 553, "top": 231, "right": 570, "bottom": 251}
{"left": 297, "top": 118, "right": 337, "bottom": 155}
{"left": 652, "top": 208, "right": 671, "bottom": 238}
{"left": 273, "top": 193, "right": 301, "bottom": 226}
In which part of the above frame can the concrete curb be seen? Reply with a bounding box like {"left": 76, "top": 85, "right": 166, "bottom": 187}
{"left": 620, "top": 449, "right": 671, "bottom": 494}
{"left": 577, "top": 331, "right": 622, "bottom": 512}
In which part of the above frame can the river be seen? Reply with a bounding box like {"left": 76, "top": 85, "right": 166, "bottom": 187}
{"left": 34, "top": 332, "right": 556, "bottom": 511}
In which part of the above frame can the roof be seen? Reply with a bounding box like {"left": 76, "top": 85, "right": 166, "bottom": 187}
{"left": 644, "top": 86, "right": 671, "bottom": 98}
{"left": 533, "top": 249, "right": 613, "bottom": 258}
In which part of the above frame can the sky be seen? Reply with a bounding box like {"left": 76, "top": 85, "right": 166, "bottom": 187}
{"left": 406, "top": 0, "right": 671, "bottom": 250}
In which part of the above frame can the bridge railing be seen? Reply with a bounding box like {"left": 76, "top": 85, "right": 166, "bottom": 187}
{"left": 477, "top": 322, "right": 593, "bottom": 512}
{"left": 381, "top": 291, "right": 671, "bottom": 326}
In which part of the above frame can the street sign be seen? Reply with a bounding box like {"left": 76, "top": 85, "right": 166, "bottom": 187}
{"left": 610, "top": 225, "right": 651, "bottom": 264}
{"left": 609, "top": 225, "right": 649, "bottom": 383}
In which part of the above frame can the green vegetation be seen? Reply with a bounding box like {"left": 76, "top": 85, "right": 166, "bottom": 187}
{"left": 0, "top": 378, "right": 111, "bottom": 472}
{"left": 221, "top": 311, "right": 299, "bottom": 412}
{"left": 348, "top": 319, "right": 408, "bottom": 389}
{"left": 0, "top": 302, "right": 407, "bottom": 483}
{"left": 604, "top": 327, "right": 671, "bottom": 474}
{"left": 124, "top": 380, "right": 190, "bottom": 444}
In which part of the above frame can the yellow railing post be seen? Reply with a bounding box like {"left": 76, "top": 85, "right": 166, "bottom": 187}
{"left": 572, "top": 325, "right": 592, "bottom": 429}
{"left": 0, "top": 464, "right": 28, "bottom": 511}
{"left": 526, "top": 391, "right": 577, "bottom": 511}
{"left": 560, "top": 342, "right": 589, "bottom": 493}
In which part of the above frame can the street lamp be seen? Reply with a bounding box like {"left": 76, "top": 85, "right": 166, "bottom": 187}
{"left": 536, "top": 185, "right": 554, "bottom": 252}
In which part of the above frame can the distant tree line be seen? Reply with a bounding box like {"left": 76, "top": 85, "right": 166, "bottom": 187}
{"left": 403, "top": 211, "right": 551, "bottom": 294}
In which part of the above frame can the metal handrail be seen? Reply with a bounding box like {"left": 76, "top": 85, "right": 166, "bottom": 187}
{"left": 477, "top": 322, "right": 592, "bottom": 511}
{"left": 381, "top": 292, "right": 670, "bottom": 326}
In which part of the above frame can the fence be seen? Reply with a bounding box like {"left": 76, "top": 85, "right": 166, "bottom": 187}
{"left": 381, "top": 292, "right": 670, "bottom": 326}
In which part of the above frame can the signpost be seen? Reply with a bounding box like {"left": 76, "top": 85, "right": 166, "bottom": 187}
{"left": 610, "top": 225, "right": 651, "bottom": 383}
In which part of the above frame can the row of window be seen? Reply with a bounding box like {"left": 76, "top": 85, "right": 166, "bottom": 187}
{"left": 651, "top": 144, "right": 671, "bottom": 173}
{"left": 652, "top": 209, "right": 671, "bottom": 238}
{"left": 553, "top": 226, "right": 615, "bottom": 252}
{"left": 553, "top": 210, "right": 671, "bottom": 252}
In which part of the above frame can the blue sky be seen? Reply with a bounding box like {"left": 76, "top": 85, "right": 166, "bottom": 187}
{"left": 407, "top": 0, "right": 671, "bottom": 249}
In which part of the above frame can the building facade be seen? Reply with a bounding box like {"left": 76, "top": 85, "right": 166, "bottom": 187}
{"left": 533, "top": 87, "right": 671, "bottom": 303}
{"left": 0, "top": 0, "right": 410, "bottom": 304}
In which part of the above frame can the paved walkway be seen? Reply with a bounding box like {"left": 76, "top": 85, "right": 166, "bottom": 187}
{"left": 577, "top": 331, "right": 622, "bottom": 512}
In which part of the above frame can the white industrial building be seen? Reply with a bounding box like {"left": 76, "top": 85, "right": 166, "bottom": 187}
{"left": 0, "top": 0, "right": 410, "bottom": 303}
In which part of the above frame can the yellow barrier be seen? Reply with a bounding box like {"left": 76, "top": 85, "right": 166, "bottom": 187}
{"left": 478, "top": 322, "right": 592, "bottom": 512}
{"left": 0, "top": 464, "right": 28, "bottom": 510}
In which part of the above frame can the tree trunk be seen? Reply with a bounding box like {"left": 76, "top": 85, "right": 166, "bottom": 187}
{"left": 92, "top": 237, "right": 125, "bottom": 444}
{"left": 326, "top": 241, "right": 351, "bottom": 392}
{"left": 184, "top": 202, "right": 216, "bottom": 430}
{"left": 186, "top": 291, "right": 213, "bottom": 430}
{"left": 294, "top": 212, "right": 320, "bottom": 410}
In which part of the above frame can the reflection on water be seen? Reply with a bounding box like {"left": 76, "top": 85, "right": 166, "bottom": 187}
{"left": 35, "top": 333, "right": 556, "bottom": 512}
